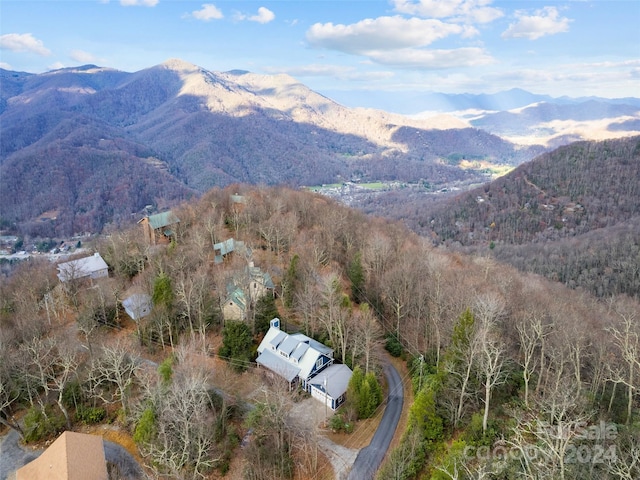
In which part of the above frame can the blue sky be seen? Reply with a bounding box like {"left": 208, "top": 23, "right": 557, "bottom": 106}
{"left": 1, "top": 0, "right": 639, "bottom": 108}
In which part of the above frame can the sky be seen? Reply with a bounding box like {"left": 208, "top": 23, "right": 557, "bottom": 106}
{"left": 1, "top": 0, "right": 639, "bottom": 110}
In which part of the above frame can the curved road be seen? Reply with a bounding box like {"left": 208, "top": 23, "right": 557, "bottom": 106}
{"left": 347, "top": 360, "right": 404, "bottom": 480}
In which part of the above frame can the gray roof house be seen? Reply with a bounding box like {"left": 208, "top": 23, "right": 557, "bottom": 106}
{"left": 57, "top": 252, "right": 108, "bottom": 283}
{"left": 309, "top": 364, "right": 353, "bottom": 411}
{"left": 256, "top": 319, "right": 351, "bottom": 409}
{"left": 213, "top": 238, "right": 249, "bottom": 264}
{"left": 122, "top": 293, "right": 152, "bottom": 321}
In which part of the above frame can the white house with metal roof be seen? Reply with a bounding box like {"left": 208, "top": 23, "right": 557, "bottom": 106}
{"left": 57, "top": 252, "right": 109, "bottom": 283}
{"left": 256, "top": 319, "right": 353, "bottom": 410}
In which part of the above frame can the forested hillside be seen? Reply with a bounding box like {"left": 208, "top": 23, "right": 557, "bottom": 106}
{"left": 358, "top": 136, "right": 640, "bottom": 299}
{"left": 1, "top": 185, "right": 638, "bottom": 479}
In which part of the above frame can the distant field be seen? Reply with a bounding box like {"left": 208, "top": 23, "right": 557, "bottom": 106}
{"left": 305, "top": 183, "right": 343, "bottom": 192}
{"left": 458, "top": 159, "right": 514, "bottom": 178}
{"left": 358, "top": 182, "right": 388, "bottom": 190}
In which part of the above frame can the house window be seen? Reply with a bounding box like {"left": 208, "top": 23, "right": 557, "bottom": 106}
{"left": 316, "top": 357, "right": 323, "bottom": 370}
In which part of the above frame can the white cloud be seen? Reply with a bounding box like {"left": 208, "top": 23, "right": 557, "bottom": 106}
{"left": 120, "top": 0, "right": 158, "bottom": 6}
{"left": 0, "top": 62, "right": 13, "bottom": 70}
{"left": 191, "top": 4, "right": 223, "bottom": 21}
{"left": 0, "top": 33, "right": 51, "bottom": 56}
{"left": 234, "top": 7, "right": 275, "bottom": 24}
{"left": 392, "top": 0, "right": 503, "bottom": 24}
{"left": 70, "top": 50, "right": 97, "bottom": 63}
{"left": 367, "top": 47, "right": 494, "bottom": 69}
{"left": 266, "top": 63, "right": 395, "bottom": 81}
{"left": 47, "top": 61, "right": 66, "bottom": 71}
{"left": 502, "top": 6, "right": 571, "bottom": 40}
{"left": 249, "top": 7, "right": 275, "bottom": 24}
{"left": 306, "top": 16, "right": 473, "bottom": 54}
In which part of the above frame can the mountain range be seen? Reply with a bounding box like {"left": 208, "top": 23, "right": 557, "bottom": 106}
{"left": 1, "top": 58, "right": 638, "bottom": 237}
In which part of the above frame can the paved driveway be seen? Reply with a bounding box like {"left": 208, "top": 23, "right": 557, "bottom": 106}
{"left": 0, "top": 430, "right": 39, "bottom": 480}
{"left": 347, "top": 361, "right": 404, "bottom": 480}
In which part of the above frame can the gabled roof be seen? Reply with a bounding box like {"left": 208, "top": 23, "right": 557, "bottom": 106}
{"left": 309, "top": 364, "right": 353, "bottom": 399}
{"left": 143, "top": 211, "right": 180, "bottom": 229}
{"left": 256, "top": 350, "right": 301, "bottom": 382}
{"left": 213, "top": 238, "right": 249, "bottom": 264}
{"left": 290, "top": 333, "right": 333, "bottom": 356}
{"left": 225, "top": 288, "right": 247, "bottom": 311}
{"left": 269, "top": 331, "right": 287, "bottom": 348}
{"left": 257, "top": 322, "right": 333, "bottom": 382}
{"left": 248, "top": 265, "right": 275, "bottom": 289}
{"left": 57, "top": 252, "right": 108, "bottom": 282}
{"left": 214, "top": 238, "right": 238, "bottom": 256}
{"left": 16, "top": 431, "right": 108, "bottom": 480}
{"left": 122, "top": 293, "right": 152, "bottom": 320}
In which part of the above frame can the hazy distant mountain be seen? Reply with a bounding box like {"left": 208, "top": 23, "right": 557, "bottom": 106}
{"left": 0, "top": 59, "right": 541, "bottom": 236}
{"left": 469, "top": 100, "right": 640, "bottom": 144}
{"left": 325, "top": 87, "right": 640, "bottom": 148}
{"left": 324, "top": 86, "right": 640, "bottom": 114}
{"left": 1, "top": 59, "right": 637, "bottom": 237}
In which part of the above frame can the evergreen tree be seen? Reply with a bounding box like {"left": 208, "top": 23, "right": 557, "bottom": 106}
{"left": 152, "top": 271, "right": 174, "bottom": 309}
{"left": 219, "top": 321, "right": 254, "bottom": 372}
{"left": 254, "top": 295, "right": 280, "bottom": 335}
{"left": 348, "top": 252, "right": 365, "bottom": 303}
{"left": 283, "top": 254, "right": 300, "bottom": 308}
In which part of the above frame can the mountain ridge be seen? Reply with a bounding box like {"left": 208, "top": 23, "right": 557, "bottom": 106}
{"left": 1, "top": 59, "right": 638, "bottom": 237}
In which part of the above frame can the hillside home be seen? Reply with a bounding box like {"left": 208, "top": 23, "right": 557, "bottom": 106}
{"left": 57, "top": 252, "right": 108, "bottom": 283}
{"left": 230, "top": 193, "right": 247, "bottom": 212}
{"left": 221, "top": 264, "right": 274, "bottom": 322}
{"left": 122, "top": 293, "right": 152, "bottom": 321}
{"left": 16, "top": 431, "right": 108, "bottom": 480}
{"left": 246, "top": 263, "right": 275, "bottom": 302}
{"left": 222, "top": 288, "right": 247, "bottom": 322}
{"left": 213, "top": 237, "right": 249, "bottom": 264}
{"left": 256, "top": 319, "right": 352, "bottom": 410}
{"left": 309, "top": 363, "right": 353, "bottom": 410}
{"left": 138, "top": 211, "right": 180, "bottom": 245}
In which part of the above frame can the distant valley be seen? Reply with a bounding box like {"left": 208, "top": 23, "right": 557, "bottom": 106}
{"left": 355, "top": 135, "right": 640, "bottom": 300}
{"left": 1, "top": 58, "right": 639, "bottom": 237}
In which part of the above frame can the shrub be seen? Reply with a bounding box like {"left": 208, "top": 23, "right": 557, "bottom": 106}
{"left": 158, "top": 356, "right": 173, "bottom": 386}
{"left": 133, "top": 406, "right": 156, "bottom": 445}
{"left": 23, "top": 406, "right": 65, "bottom": 443}
{"left": 385, "top": 334, "right": 403, "bottom": 357}
{"left": 62, "top": 380, "right": 83, "bottom": 409}
{"left": 77, "top": 406, "right": 106, "bottom": 424}
{"left": 329, "top": 413, "right": 354, "bottom": 433}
